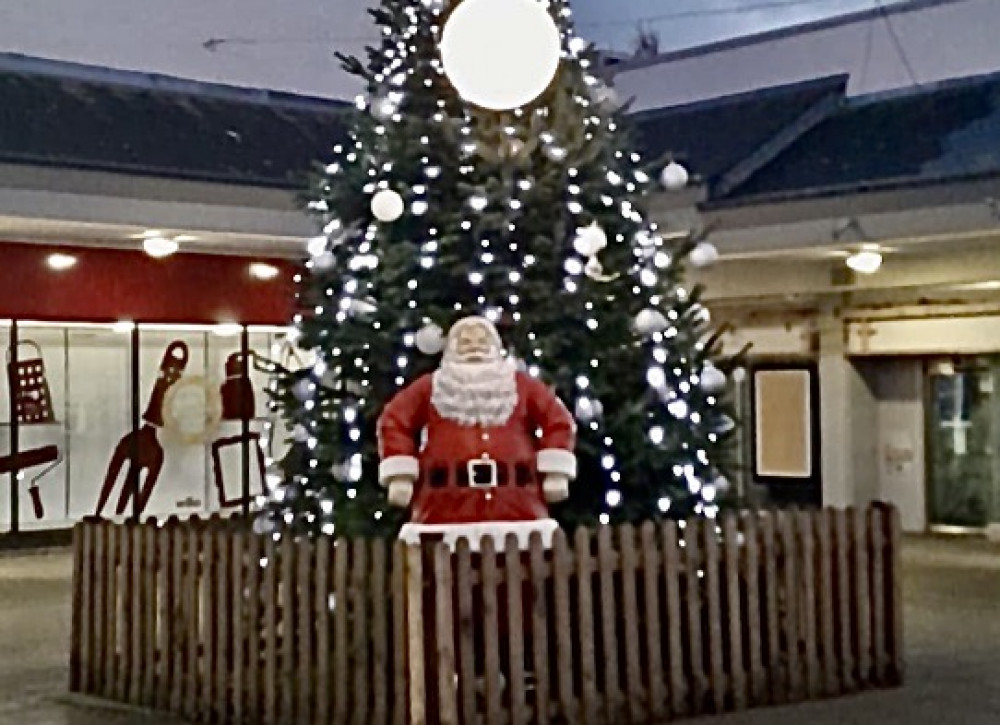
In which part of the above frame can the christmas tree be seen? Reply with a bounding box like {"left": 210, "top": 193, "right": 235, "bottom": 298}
{"left": 257, "top": 0, "right": 739, "bottom": 539}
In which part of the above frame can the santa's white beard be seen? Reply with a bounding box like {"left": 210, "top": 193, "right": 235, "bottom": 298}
{"left": 431, "top": 358, "right": 518, "bottom": 427}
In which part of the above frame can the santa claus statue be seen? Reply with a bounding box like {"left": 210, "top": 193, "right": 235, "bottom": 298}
{"left": 377, "top": 316, "right": 576, "bottom": 549}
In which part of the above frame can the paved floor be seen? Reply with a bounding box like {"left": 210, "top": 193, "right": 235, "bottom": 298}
{"left": 1, "top": 536, "right": 998, "bottom": 724}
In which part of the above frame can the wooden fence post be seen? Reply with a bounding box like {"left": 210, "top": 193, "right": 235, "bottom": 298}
{"left": 684, "top": 520, "right": 707, "bottom": 714}
{"left": 851, "top": 508, "right": 872, "bottom": 687}
{"left": 619, "top": 525, "right": 645, "bottom": 724}
{"left": 69, "top": 524, "right": 85, "bottom": 694}
{"left": 798, "top": 511, "right": 821, "bottom": 699}
{"left": 371, "top": 538, "right": 389, "bottom": 725}
{"left": 504, "top": 535, "right": 527, "bottom": 725}
{"left": 723, "top": 516, "right": 747, "bottom": 710}
{"left": 392, "top": 541, "right": 408, "bottom": 725}
{"left": 297, "top": 537, "right": 315, "bottom": 725}
{"left": 741, "top": 514, "right": 764, "bottom": 706}
{"left": 481, "top": 536, "right": 502, "bottom": 725}
{"left": 405, "top": 544, "right": 426, "bottom": 725}
{"left": 574, "top": 528, "right": 598, "bottom": 725}
{"left": 528, "top": 533, "right": 551, "bottom": 725}
{"left": 597, "top": 525, "right": 621, "bottom": 722}
{"left": 639, "top": 522, "right": 666, "bottom": 721}
{"left": 704, "top": 521, "right": 726, "bottom": 713}
{"left": 779, "top": 512, "right": 803, "bottom": 702}
{"left": 816, "top": 510, "right": 839, "bottom": 697}
{"left": 351, "top": 539, "right": 370, "bottom": 725}
{"left": 833, "top": 509, "right": 854, "bottom": 694}
{"left": 551, "top": 530, "right": 576, "bottom": 723}
{"left": 760, "top": 514, "right": 781, "bottom": 705}
{"left": 455, "top": 538, "right": 477, "bottom": 725}
{"left": 433, "top": 541, "right": 459, "bottom": 725}
{"left": 868, "top": 506, "right": 887, "bottom": 685}
{"left": 662, "top": 521, "right": 686, "bottom": 718}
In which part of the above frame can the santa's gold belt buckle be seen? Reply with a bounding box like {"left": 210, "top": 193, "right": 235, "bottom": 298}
{"left": 468, "top": 457, "right": 498, "bottom": 488}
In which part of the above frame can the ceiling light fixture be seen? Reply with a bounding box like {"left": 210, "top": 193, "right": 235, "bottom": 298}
{"left": 47, "top": 253, "right": 77, "bottom": 271}
{"left": 143, "top": 236, "right": 180, "bottom": 258}
{"left": 845, "top": 249, "right": 883, "bottom": 274}
{"left": 213, "top": 323, "right": 243, "bottom": 338}
{"left": 249, "top": 262, "right": 280, "bottom": 280}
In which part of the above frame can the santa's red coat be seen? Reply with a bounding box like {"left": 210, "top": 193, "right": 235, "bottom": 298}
{"left": 377, "top": 372, "right": 576, "bottom": 525}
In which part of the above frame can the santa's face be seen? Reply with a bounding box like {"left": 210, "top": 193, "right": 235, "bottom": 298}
{"left": 454, "top": 322, "right": 496, "bottom": 363}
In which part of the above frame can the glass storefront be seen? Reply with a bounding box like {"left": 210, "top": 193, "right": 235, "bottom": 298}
{"left": 1, "top": 321, "right": 290, "bottom": 533}
{"left": 926, "top": 357, "right": 1000, "bottom": 530}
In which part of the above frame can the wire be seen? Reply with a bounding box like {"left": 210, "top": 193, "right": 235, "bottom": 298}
{"left": 876, "top": 0, "right": 921, "bottom": 86}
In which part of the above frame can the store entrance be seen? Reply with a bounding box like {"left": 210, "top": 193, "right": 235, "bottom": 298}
{"left": 926, "top": 357, "right": 1000, "bottom": 530}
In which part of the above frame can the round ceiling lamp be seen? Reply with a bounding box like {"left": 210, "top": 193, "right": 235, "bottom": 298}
{"left": 440, "top": 0, "right": 562, "bottom": 111}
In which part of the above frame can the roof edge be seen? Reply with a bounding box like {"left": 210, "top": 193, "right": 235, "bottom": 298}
{"left": 612, "top": 0, "right": 968, "bottom": 74}
{"left": 0, "top": 52, "right": 349, "bottom": 113}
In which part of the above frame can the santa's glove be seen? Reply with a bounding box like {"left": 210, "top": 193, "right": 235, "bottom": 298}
{"left": 387, "top": 477, "right": 415, "bottom": 508}
{"left": 543, "top": 474, "right": 570, "bottom": 503}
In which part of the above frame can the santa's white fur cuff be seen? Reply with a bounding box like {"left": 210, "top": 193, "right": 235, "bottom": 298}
{"left": 537, "top": 449, "right": 577, "bottom": 479}
{"left": 379, "top": 455, "right": 420, "bottom": 485}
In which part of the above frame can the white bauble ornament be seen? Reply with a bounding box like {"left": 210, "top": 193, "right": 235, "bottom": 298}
{"left": 292, "top": 424, "right": 310, "bottom": 442}
{"left": 635, "top": 308, "right": 669, "bottom": 336}
{"left": 573, "top": 223, "right": 608, "bottom": 257}
{"left": 660, "top": 161, "right": 690, "bottom": 191}
{"left": 415, "top": 323, "right": 445, "bottom": 355}
{"left": 689, "top": 241, "right": 720, "bottom": 268}
{"left": 313, "top": 252, "right": 335, "bottom": 271}
{"left": 292, "top": 378, "right": 314, "bottom": 402}
{"left": 252, "top": 515, "right": 276, "bottom": 536}
{"left": 700, "top": 363, "right": 728, "bottom": 393}
{"left": 371, "top": 189, "right": 405, "bottom": 222}
{"left": 713, "top": 475, "right": 732, "bottom": 493}
{"left": 440, "top": 0, "right": 561, "bottom": 111}
{"left": 574, "top": 397, "right": 604, "bottom": 422}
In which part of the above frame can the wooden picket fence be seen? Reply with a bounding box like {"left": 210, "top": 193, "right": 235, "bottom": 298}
{"left": 69, "top": 504, "right": 903, "bottom": 724}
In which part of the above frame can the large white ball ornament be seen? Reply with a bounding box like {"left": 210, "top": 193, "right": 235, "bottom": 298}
{"left": 371, "top": 189, "right": 404, "bottom": 222}
{"left": 440, "top": 0, "right": 562, "bottom": 111}
{"left": 415, "top": 323, "right": 445, "bottom": 355}
{"left": 689, "top": 241, "right": 720, "bottom": 268}
{"left": 700, "top": 362, "right": 728, "bottom": 393}
{"left": 635, "top": 308, "right": 669, "bottom": 336}
{"left": 660, "top": 161, "right": 690, "bottom": 191}
{"left": 573, "top": 223, "right": 608, "bottom": 257}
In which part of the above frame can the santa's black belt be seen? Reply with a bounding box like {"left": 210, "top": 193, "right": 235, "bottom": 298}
{"left": 426, "top": 462, "right": 535, "bottom": 489}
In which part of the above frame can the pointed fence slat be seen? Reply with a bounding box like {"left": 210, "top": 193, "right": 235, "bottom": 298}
{"left": 868, "top": 507, "right": 887, "bottom": 685}
{"left": 575, "top": 527, "right": 599, "bottom": 725}
{"left": 816, "top": 510, "right": 839, "bottom": 697}
{"left": 798, "top": 511, "right": 821, "bottom": 699}
{"left": 851, "top": 508, "right": 872, "bottom": 686}
{"left": 704, "top": 521, "right": 726, "bottom": 713}
{"left": 742, "top": 515, "right": 765, "bottom": 706}
{"left": 454, "top": 538, "right": 477, "bottom": 725}
{"left": 723, "top": 516, "right": 747, "bottom": 711}
{"left": 619, "top": 525, "right": 645, "bottom": 724}
{"left": 314, "top": 537, "right": 331, "bottom": 725}
{"left": 371, "top": 539, "right": 389, "bottom": 725}
{"left": 391, "top": 542, "right": 407, "bottom": 725}
{"left": 504, "top": 535, "right": 528, "bottom": 725}
{"left": 662, "top": 521, "right": 686, "bottom": 719}
{"left": 529, "top": 533, "right": 551, "bottom": 725}
{"left": 333, "top": 539, "right": 350, "bottom": 724}
{"left": 481, "top": 536, "right": 503, "bottom": 725}
{"left": 639, "top": 522, "right": 666, "bottom": 722}
{"left": 779, "top": 513, "right": 803, "bottom": 702}
{"left": 69, "top": 505, "right": 903, "bottom": 725}
{"left": 551, "top": 530, "right": 576, "bottom": 723}
{"left": 297, "top": 538, "right": 315, "bottom": 725}
{"left": 597, "top": 525, "right": 621, "bottom": 723}
{"left": 833, "top": 509, "right": 854, "bottom": 693}
{"left": 684, "top": 520, "right": 707, "bottom": 715}
{"left": 433, "top": 542, "right": 459, "bottom": 725}
{"left": 760, "top": 514, "right": 782, "bottom": 705}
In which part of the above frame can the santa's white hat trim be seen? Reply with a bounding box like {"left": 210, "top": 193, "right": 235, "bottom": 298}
{"left": 398, "top": 519, "right": 560, "bottom": 552}
{"left": 379, "top": 455, "right": 420, "bottom": 485}
{"left": 537, "top": 448, "right": 577, "bottom": 479}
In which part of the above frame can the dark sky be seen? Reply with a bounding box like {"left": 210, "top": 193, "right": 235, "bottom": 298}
{"left": 570, "top": 0, "right": 909, "bottom": 53}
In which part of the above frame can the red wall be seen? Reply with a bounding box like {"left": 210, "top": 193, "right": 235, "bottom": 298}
{"left": 0, "top": 241, "right": 297, "bottom": 325}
